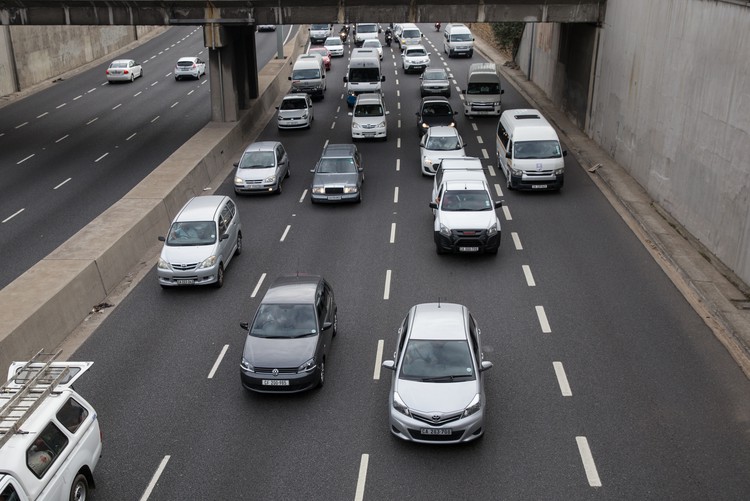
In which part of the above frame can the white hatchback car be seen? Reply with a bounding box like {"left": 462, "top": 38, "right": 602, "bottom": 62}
{"left": 106, "top": 59, "right": 142, "bottom": 82}
{"left": 174, "top": 56, "right": 206, "bottom": 80}
{"left": 420, "top": 126, "right": 466, "bottom": 176}
{"left": 324, "top": 36, "right": 345, "bottom": 57}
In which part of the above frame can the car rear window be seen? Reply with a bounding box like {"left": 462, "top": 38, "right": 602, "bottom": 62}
{"left": 177, "top": 61, "right": 195, "bottom": 67}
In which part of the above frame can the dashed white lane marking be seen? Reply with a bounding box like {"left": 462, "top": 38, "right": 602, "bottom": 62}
{"left": 95, "top": 152, "right": 109, "bottom": 162}
{"left": 37, "top": 112, "right": 49, "bottom": 118}
{"left": 373, "top": 340, "right": 384, "bottom": 380}
{"left": 86, "top": 117, "right": 98, "bottom": 125}
{"left": 112, "top": 103, "right": 122, "bottom": 110}
{"left": 53, "top": 178, "right": 71, "bottom": 190}
{"left": 56, "top": 103, "right": 67, "bottom": 109}
{"left": 134, "top": 91, "right": 142, "bottom": 97}
{"left": 393, "top": 187, "right": 399, "bottom": 203}
{"left": 354, "top": 454, "right": 370, "bottom": 501}
{"left": 522, "top": 265, "right": 536, "bottom": 286}
{"left": 170, "top": 101, "right": 179, "bottom": 108}
{"left": 151, "top": 81, "right": 158, "bottom": 87}
{"left": 488, "top": 164, "right": 496, "bottom": 177}
{"left": 73, "top": 95, "right": 82, "bottom": 101}
{"left": 89, "top": 87, "right": 97, "bottom": 92}
{"left": 553, "top": 361, "right": 572, "bottom": 396}
{"left": 481, "top": 148, "right": 489, "bottom": 159}
{"left": 336, "top": 105, "right": 340, "bottom": 113}
{"left": 397, "top": 119, "right": 401, "bottom": 128}
{"left": 323, "top": 139, "right": 329, "bottom": 149}
{"left": 331, "top": 121, "right": 336, "bottom": 130}
{"left": 396, "top": 158, "right": 400, "bottom": 171}
{"left": 14, "top": 121, "right": 28, "bottom": 128}
{"left": 208, "top": 345, "right": 229, "bottom": 379}
{"left": 576, "top": 437, "right": 602, "bottom": 487}
{"left": 396, "top": 78, "right": 399, "bottom": 85}
{"left": 280, "top": 224, "right": 291, "bottom": 242}
{"left": 251, "top": 273, "right": 267, "bottom": 298}
{"left": 476, "top": 135, "right": 483, "bottom": 144}
{"left": 397, "top": 89, "right": 400, "bottom": 97}
{"left": 299, "top": 189, "right": 308, "bottom": 203}
{"left": 390, "top": 223, "right": 396, "bottom": 243}
{"left": 383, "top": 270, "right": 392, "bottom": 300}
{"left": 536, "top": 305, "right": 551, "bottom": 333}
{"left": 397, "top": 138, "right": 401, "bottom": 148}
{"left": 2, "top": 208, "right": 24, "bottom": 223}
{"left": 126, "top": 133, "right": 137, "bottom": 141}
{"left": 502, "top": 205, "right": 512, "bottom": 220}
{"left": 17, "top": 154, "right": 34, "bottom": 164}
{"left": 494, "top": 184, "right": 503, "bottom": 197}
{"left": 139, "top": 455, "right": 171, "bottom": 501}
{"left": 512, "top": 232, "right": 523, "bottom": 250}
{"left": 200, "top": 80, "right": 208, "bottom": 86}
{"left": 472, "top": 123, "right": 478, "bottom": 131}
{"left": 151, "top": 116, "right": 160, "bottom": 123}
{"left": 188, "top": 90, "right": 195, "bottom": 96}
{"left": 164, "top": 72, "right": 171, "bottom": 77}
{"left": 55, "top": 135, "right": 68, "bottom": 143}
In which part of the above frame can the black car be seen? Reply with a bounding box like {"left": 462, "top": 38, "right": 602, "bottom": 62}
{"left": 416, "top": 96, "right": 457, "bottom": 136}
{"left": 240, "top": 275, "right": 337, "bottom": 393}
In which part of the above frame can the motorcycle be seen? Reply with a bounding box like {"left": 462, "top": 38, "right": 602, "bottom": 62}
{"left": 339, "top": 24, "right": 349, "bottom": 43}
{"left": 435, "top": 22, "right": 441, "bottom": 31}
{"left": 384, "top": 30, "right": 393, "bottom": 47}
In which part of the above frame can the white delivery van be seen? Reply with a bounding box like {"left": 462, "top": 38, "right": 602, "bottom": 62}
{"left": 0, "top": 351, "right": 101, "bottom": 501}
{"left": 443, "top": 23, "right": 474, "bottom": 57}
{"left": 463, "top": 63, "right": 503, "bottom": 116}
{"left": 308, "top": 23, "right": 332, "bottom": 45}
{"left": 397, "top": 23, "right": 423, "bottom": 49}
{"left": 289, "top": 54, "right": 326, "bottom": 98}
{"left": 343, "top": 55, "right": 384, "bottom": 106}
{"left": 495, "top": 109, "right": 567, "bottom": 191}
{"left": 354, "top": 23, "right": 380, "bottom": 46}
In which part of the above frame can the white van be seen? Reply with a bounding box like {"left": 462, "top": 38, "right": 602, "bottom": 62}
{"left": 0, "top": 353, "right": 101, "bottom": 501}
{"left": 343, "top": 55, "right": 384, "bottom": 106}
{"left": 289, "top": 54, "right": 326, "bottom": 98}
{"left": 354, "top": 23, "right": 380, "bottom": 46}
{"left": 349, "top": 93, "right": 389, "bottom": 141}
{"left": 443, "top": 23, "right": 474, "bottom": 57}
{"left": 463, "top": 63, "right": 503, "bottom": 116}
{"left": 495, "top": 109, "right": 567, "bottom": 191}
{"left": 397, "top": 23, "right": 423, "bottom": 49}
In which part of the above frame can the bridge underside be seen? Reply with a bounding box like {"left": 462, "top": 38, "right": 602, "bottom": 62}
{"left": 0, "top": 1, "right": 604, "bottom": 26}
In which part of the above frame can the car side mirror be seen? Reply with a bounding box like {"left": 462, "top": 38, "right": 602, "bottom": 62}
{"left": 382, "top": 360, "right": 396, "bottom": 370}
{"left": 381, "top": 76, "right": 385, "bottom": 82}
{"left": 158, "top": 236, "right": 165, "bottom": 242}
{"left": 462, "top": 89, "right": 466, "bottom": 94}
{"left": 343, "top": 76, "right": 348, "bottom": 83}
{"left": 275, "top": 106, "right": 279, "bottom": 110}
{"left": 563, "top": 150, "right": 568, "bottom": 157}
{"left": 506, "top": 151, "right": 512, "bottom": 159}
{"left": 310, "top": 169, "right": 315, "bottom": 173}
{"left": 429, "top": 202, "right": 438, "bottom": 209}
{"left": 358, "top": 167, "right": 364, "bottom": 172}
{"left": 415, "top": 112, "right": 419, "bottom": 116}
{"left": 480, "top": 361, "right": 493, "bottom": 372}
{"left": 233, "top": 162, "right": 239, "bottom": 167}
{"left": 240, "top": 322, "right": 249, "bottom": 330}
{"left": 494, "top": 200, "right": 503, "bottom": 209}
{"left": 288, "top": 76, "right": 291, "bottom": 81}
{"left": 220, "top": 233, "right": 229, "bottom": 241}
{"left": 453, "top": 111, "right": 457, "bottom": 115}
{"left": 322, "top": 321, "right": 333, "bottom": 331}
{"left": 385, "top": 111, "right": 390, "bottom": 115}
{"left": 501, "top": 89, "right": 505, "bottom": 94}
{"left": 348, "top": 112, "right": 353, "bottom": 116}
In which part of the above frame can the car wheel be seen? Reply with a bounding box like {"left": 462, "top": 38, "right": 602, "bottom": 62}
{"left": 356, "top": 191, "right": 362, "bottom": 203}
{"left": 276, "top": 180, "right": 283, "bottom": 195}
{"left": 317, "top": 360, "right": 325, "bottom": 388}
{"left": 130, "top": 73, "right": 134, "bottom": 82}
{"left": 234, "top": 232, "right": 242, "bottom": 256}
{"left": 215, "top": 265, "right": 224, "bottom": 288}
{"left": 285, "top": 167, "right": 290, "bottom": 179}
{"left": 70, "top": 473, "right": 88, "bottom": 501}
{"left": 175, "top": 76, "right": 179, "bottom": 81}
{"left": 436, "top": 244, "right": 445, "bottom": 255}
{"left": 505, "top": 174, "right": 513, "bottom": 190}
{"left": 332, "top": 310, "right": 338, "bottom": 337}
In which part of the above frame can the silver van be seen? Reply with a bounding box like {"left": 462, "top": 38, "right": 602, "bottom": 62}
{"left": 289, "top": 54, "right": 326, "bottom": 98}
{"left": 157, "top": 196, "right": 242, "bottom": 288}
{"left": 443, "top": 23, "right": 474, "bottom": 57}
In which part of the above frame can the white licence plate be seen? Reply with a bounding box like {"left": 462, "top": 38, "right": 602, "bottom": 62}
{"left": 175, "top": 279, "right": 194, "bottom": 285}
{"left": 262, "top": 379, "right": 289, "bottom": 386}
{"left": 328, "top": 195, "right": 342, "bottom": 200}
{"left": 249, "top": 184, "right": 263, "bottom": 189}
{"left": 532, "top": 184, "right": 548, "bottom": 189}
{"left": 420, "top": 428, "right": 452, "bottom": 435}
{"left": 459, "top": 246, "right": 479, "bottom": 252}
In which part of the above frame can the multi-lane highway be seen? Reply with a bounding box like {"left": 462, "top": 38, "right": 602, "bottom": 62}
{"left": 9, "top": 24, "right": 750, "bottom": 500}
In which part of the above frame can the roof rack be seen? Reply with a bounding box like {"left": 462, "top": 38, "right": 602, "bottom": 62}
{"left": 0, "top": 349, "right": 69, "bottom": 449}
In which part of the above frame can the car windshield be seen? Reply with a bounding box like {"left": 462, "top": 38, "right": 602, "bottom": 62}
{"left": 166, "top": 221, "right": 216, "bottom": 246}
{"left": 406, "top": 48, "right": 427, "bottom": 57}
{"left": 250, "top": 304, "right": 317, "bottom": 338}
{"left": 467, "top": 82, "right": 500, "bottom": 94}
{"left": 311, "top": 24, "right": 329, "bottom": 30}
{"left": 422, "top": 103, "right": 453, "bottom": 116}
{"left": 440, "top": 190, "right": 492, "bottom": 211}
{"left": 363, "top": 40, "right": 381, "bottom": 48}
{"left": 451, "top": 33, "right": 473, "bottom": 41}
{"left": 354, "top": 104, "right": 383, "bottom": 117}
{"left": 348, "top": 67, "right": 380, "bottom": 83}
{"left": 425, "top": 135, "right": 461, "bottom": 151}
{"left": 402, "top": 29, "right": 420, "bottom": 38}
{"left": 513, "top": 140, "right": 563, "bottom": 159}
{"left": 239, "top": 151, "right": 275, "bottom": 169}
{"left": 317, "top": 157, "right": 357, "bottom": 174}
{"left": 292, "top": 68, "right": 320, "bottom": 80}
{"left": 357, "top": 24, "right": 378, "bottom": 33}
{"left": 309, "top": 49, "right": 328, "bottom": 57}
{"left": 399, "top": 339, "right": 475, "bottom": 381}
{"left": 325, "top": 38, "right": 342, "bottom": 47}
{"left": 280, "top": 98, "right": 307, "bottom": 110}
{"left": 423, "top": 70, "right": 447, "bottom": 81}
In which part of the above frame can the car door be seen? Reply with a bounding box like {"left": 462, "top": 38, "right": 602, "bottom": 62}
{"left": 315, "top": 283, "right": 333, "bottom": 359}
{"left": 198, "top": 58, "right": 206, "bottom": 75}
{"left": 275, "top": 143, "right": 289, "bottom": 179}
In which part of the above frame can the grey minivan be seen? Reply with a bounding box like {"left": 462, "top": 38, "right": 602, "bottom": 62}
{"left": 233, "top": 141, "right": 290, "bottom": 194}
{"left": 310, "top": 144, "right": 364, "bottom": 203}
{"left": 157, "top": 196, "right": 242, "bottom": 288}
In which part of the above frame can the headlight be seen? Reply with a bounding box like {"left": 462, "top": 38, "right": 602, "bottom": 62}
{"left": 421, "top": 122, "right": 429, "bottom": 129}
{"left": 264, "top": 174, "right": 277, "bottom": 183}
{"left": 198, "top": 255, "right": 217, "bottom": 269}
{"left": 424, "top": 157, "right": 433, "bottom": 166}
{"left": 463, "top": 394, "right": 481, "bottom": 417}
{"left": 301, "top": 113, "right": 308, "bottom": 119}
{"left": 343, "top": 186, "right": 359, "bottom": 194}
{"left": 487, "top": 223, "right": 498, "bottom": 236}
{"left": 352, "top": 122, "right": 362, "bottom": 129}
{"left": 494, "top": 101, "right": 502, "bottom": 106}
{"left": 240, "top": 357, "right": 255, "bottom": 372}
{"left": 449, "top": 121, "right": 455, "bottom": 128}
{"left": 511, "top": 168, "right": 524, "bottom": 176}
{"left": 312, "top": 186, "right": 325, "bottom": 194}
{"left": 439, "top": 223, "right": 451, "bottom": 237}
{"left": 554, "top": 168, "right": 564, "bottom": 175}
{"left": 157, "top": 258, "right": 171, "bottom": 271}
{"left": 234, "top": 176, "right": 244, "bottom": 185}
{"left": 297, "top": 358, "right": 316, "bottom": 373}
{"left": 393, "top": 392, "right": 410, "bottom": 417}
{"left": 376, "top": 121, "right": 386, "bottom": 128}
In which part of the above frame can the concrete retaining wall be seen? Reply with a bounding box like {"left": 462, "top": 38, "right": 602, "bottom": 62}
{"left": 0, "top": 29, "right": 306, "bottom": 377}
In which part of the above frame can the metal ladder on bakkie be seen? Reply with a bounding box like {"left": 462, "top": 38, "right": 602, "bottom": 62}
{"left": 0, "top": 349, "right": 69, "bottom": 449}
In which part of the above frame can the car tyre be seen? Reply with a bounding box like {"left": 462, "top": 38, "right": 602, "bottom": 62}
{"left": 276, "top": 181, "right": 283, "bottom": 195}
{"left": 70, "top": 473, "right": 88, "bottom": 501}
{"left": 130, "top": 73, "right": 134, "bottom": 82}
{"left": 215, "top": 265, "right": 224, "bottom": 288}
{"left": 436, "top": 245, "right": 445, "bottom": 255}
{"left": 234, "top": 232, "right": 242, "bottom": 256}
{"left": 505, "top": 174, "right": 513, "bottom": 191}
{"left": 317, "top": 360, "right": 325, "bottom": 388}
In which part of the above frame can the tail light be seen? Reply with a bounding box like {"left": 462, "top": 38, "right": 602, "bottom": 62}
{"left": 123, "top": 70, "right": 129, "bottom": 74}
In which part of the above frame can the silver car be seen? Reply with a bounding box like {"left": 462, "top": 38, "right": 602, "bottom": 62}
{"left": 420, "top": 68, "right": 451, "bottom": 97}
{"left": 234, "top": 141, "right": 290, "bottom": 194}
{"left": 382, "top": 303, "right": 493, "bottom": 443}
{"left": 310, "top": 144, "right": 364, "bottom": 203}
{"left": 157, "top": 196, "right": 242, "bottom": 288}
{"left": 276, "top": 93, "right": 314, "bottom": 129}
{"left": 106, "top": 59, "right": 142, "bottom": 83}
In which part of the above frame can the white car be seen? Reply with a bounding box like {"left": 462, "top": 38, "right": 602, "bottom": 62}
{"left": 106, "top": 59, "right": 142, "bottom": 82}
{"left": 362, "top": 39, "right": 383, "bottom": 60}
{"left": 324, "top": 36, "right": 345, "bottom": 57}
{"left": 349, "top": 93, "right": 388, "bottom": 141}
{"left": 401, "top": 45, "right": 430, "bottom": 73}
{"left": 174, "top": 57, "right": 206, "bottom": 80}
{"left": 420, "top": 126, "right": 466, "bottom": 176}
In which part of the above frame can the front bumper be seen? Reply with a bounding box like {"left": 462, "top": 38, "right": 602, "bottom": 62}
{"left": 157, "top": 264, "right": 220, "bottom": 287}
{"left": 389, "top": 407, "right": 484, "bottom": 444}
{"left": 352, "top": 127, "right": 386, "bottom": 139}
{"left": 510, "top": 172, "right": 564, "bottom": 191}
{"left": 311, "top": 190, "right": 360, "bottom": 203}
{"left": 235, "top": 180, "right": 280, "bottom": 194}
{"left": 278, "top": 117, "right": 310, "bottom": 129}
{"left": 241, "top": 367, "right": 320, "bottom": 393}
{"left": 434, "top": 230, "right": 501, "bottom": 254}
{"left": 463, "top": 102, "right": 501, "bottom": 116}
{"left": 421, "top": 85, "right": 450, "bottom": 96}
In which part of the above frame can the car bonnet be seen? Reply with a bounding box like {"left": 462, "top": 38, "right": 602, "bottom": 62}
{"left": 395, "top": 378, "right": 478, "bottom": 413}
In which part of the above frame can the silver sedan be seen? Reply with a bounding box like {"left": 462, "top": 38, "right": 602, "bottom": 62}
{"left": 106, "top": 59, "right": 143, "bottom": 83}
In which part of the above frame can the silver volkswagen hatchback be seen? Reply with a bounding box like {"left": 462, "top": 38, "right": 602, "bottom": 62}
{"left": 157, "top": 196, "right": 242, "bottom": 288}
{"left": 382, "top": 303, "right": 493, "bottom": 443}
{"left": 233, "top": 141, "right": 290, "bottom": 194}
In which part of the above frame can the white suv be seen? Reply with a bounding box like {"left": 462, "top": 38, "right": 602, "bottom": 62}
{"left": 349, "top": 93, "right": 389, "bottom": 141}
{"left": 401, "top": 45, "right": 430, "bottom": 73}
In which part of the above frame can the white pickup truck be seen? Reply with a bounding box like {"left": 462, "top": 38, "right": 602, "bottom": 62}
{"left": 0, "top": 352, "right": 101, "bottom": 501}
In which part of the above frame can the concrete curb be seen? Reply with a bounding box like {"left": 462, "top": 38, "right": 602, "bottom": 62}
{"left": 471, "top": 35, "right": 750, "bottom": 378}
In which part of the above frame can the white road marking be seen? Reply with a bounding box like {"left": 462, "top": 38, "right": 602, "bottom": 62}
{"left": 396, "top": 159, "right": 400, "bottom": 171}
{"left": 55, "top": 135, "right": 68, "bottom": 143}
{"left": 323, "top": 139, "right": 329, "bottom": 149}
{"left": 477, "top": 136, "right": 484, "bottom": 144}
{"left": 383, "top": 270, "right": 392, "bottom": 300}
{"left": 36, "top": 112, "right": 49, "bottom": 118}
{"left": 188, "top": 90, "right": 195, "bottom": 96}
{"left": 95, "top": 153, "right": 109, "bottom": 162}
{"left": 280, "top": 224, "right": 291, "bottom": 242}
{"left": 164, "top": 72, "right": 171, "bottom": 77}
{"left": 373, "top": 340, "right": 384, "bottom": 380}
{"left": 354, "top": 454, "right": 370, "bottom": 501}
{"left": 208, "top": 345, "right": 229, "bottom": 379}
{"left": 536, "top": 306, "right": 551, "bottom": 333}
{"left": 53, "top": 178, "right": 71, "bottom": 190}
{"left": 56, "top": 103, "right": 67, "bottom": 109}
{"left": 112, "top": 103, "right": 122, "bottom": 110}
{"left": 502, "top": 205, "right": 512, "bottom": 220}
{"left": 522, "top": 265, "right": 536, "bottom": 286}
{"left": 397, "top": 119, "right": 401, "bottom": 128}
{"left": 86, "top": 117, "right": 98, "bottom": 125}
{"left": 396, "top": 79, "right": 399, "bottom": 85}
{"left": 393, "top": 187, "right": 399, "bottom": 203}
{"left": 472, "top": 123, "right": 478, "bottom": 131}
{"left": 73, "top": 95, "right": 82, "bottom": 101}
{"left": 2, "top": 208, "right": 24, "bottom": 223}
{"left": 390, "top": 223, "right": 396, "bottom": 243}
{"left": 90, "top": 87, "right": 99, "bottom": 92}
{"left": 151, "top": 116, "right": 160, "bottom": 123}
{"left": 170, "top": 101, "right": 179, "bottom": 108}
{"left": 15, "top": 121, "right": 28, "bottom": 129}
{"left": 151, "top": 81, "right": 158, "bottom": 86}
{"left": 17, "top": 154, "right": 34, "bottom": 164}
{"left": 488, "top": 164, "right": 496, "bottom": 177}
{"left": 397, "top": 138, "right": 401, "bottom": 148}
{"left": 299, "top": 189, "right": 308, "bottom": 203}
{"left": 251, "top": 273, "right": 267, "bottom": 298}
{"left": 201, "top": 80, "right": 207, "bottom": 85}
{"left": 576, "top": 437, "right": 602, "bottom": 487}
{"left": 134, "top": 91, "right": 142, "bottom": 97}
{"left": 331, "top": 121, "right": 336, "bottom": 130}
{"left": 397, "top": 89, "right": 400, "bottom": 97}
{"left": 482, "top": 148, "right": 489, "bottom": 159}
{"left": 126, "top": 133, "right": 137, "bottom": 141}
{"left": 397, "top": 102, "right": 401, "bottom": 110}
{"left": 158, "top": 51, "right": 164, "bottom": 54}
{"left": 139, "top": 455, "right": 171, "bottom": 501}
{"left": 512, "top": 232, "right": 523, "bottom": 250}
{"left": 553, "top": 361, "right": 572, "bottom": 396}
{"left": 336, "top": 105, "right": 340, "bottom": 113}
{"left": 494, "top": 184, "right": 503, "bottom": 197}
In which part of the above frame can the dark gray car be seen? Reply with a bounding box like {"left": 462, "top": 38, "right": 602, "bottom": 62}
{"left": 310, "top": 144, "right": 364, "bottom": 203}
{"left": 416, "top": 96, "right": 457, "bottom": 136}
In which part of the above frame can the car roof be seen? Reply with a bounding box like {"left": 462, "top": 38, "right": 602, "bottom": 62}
{"left": 443, "top": 180, "right": 488, "bottom": 192}
{"left": 243, "top": 141, "right": 280, "bottom": 153}
{"left": 321, "top": 143, "right": 357, "bottom": 158}
{"left": 283, "top": 93, "right": 309, "bottom": 100}
{"left": 438, "top": 157, "right": 483, "bottom": 170}
{"left": 175, "top": 196, "right": 226, "bottom": 222}
{"left": 263, "top": 275, "right": 322, "bottom": 304}
{"left": 405, "top": 44, "right": 427, "bottom": 51}
{"left": 426, "top": 126, "right": 460, "bottom": 138}
{"left": 423, "top": 68, "right": 447, "bottom": 75}
{"left": 355, "top": 93, "right": 383, "bottom": 104}
{"left": 421, "top": 96, "right": 451, "bottom": 105}
{"left": 409, "top": 303, "right": 468, "bottom": 340}
{"left": 324, "top": 36, "right": 342, "bottom": 43}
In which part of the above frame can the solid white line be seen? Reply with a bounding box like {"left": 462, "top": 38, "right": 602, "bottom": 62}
{"left": 53, "top": 178, "right": 71, "bottom": 190}
{"left": 354, "top": 454, "right": 370, "bottom": 501}
{"left": 511, "top": 232, "right": 523, "bottom": 250}
{"left": 522, "top": 265, "right": 536, "bottom": 286}
{"left": 208, "top": 345, "right": 229, "bottom": 379}
{"left": 86, "top": 117, "right": 98, "bottom": 125}
{"left": 476, "top": 136, "right": 484, "bottom": 144}
{"left": 280, "top": 225, "right": 291, "bottom": 242}
{"left": 251, "top": 273, "right": 267, "bottom": 298}
{"left": 373, "top": 340, "right": 384, "bottom": 380}
{"left": 393, "top": 187, "right": 399, "bottom": 203}
{"left": 56, "top": 103, "right": 67, "bottom": 109}
{"left": 553, "top": 362, "right": 572, "bottom": 396}
{"left": 397, "top": 138, "right": 401, "bottom": 148}
{"left": 390, "top": 223, "right": 396, "bottom": 243}
{"left": 482, "top": 148, "right": 489, "bottom": 159}
{"left": 536, "top": 306, "right": 551, "bottom": 333}
{"left": 396, "top": 158, "right": 400, "bottom": 171}
{"left": 170, "top": 101, "right": 179, "bottom": 108}
{"left": 502, "top": 205, "right": 512, "bottom": 220}
{"left": 494, "top": 184, "right": 503, "bottom": 197}
{"left": 17, "top": 154, "right": 34, "bottom": 164}
{"left": 383, "top": 270, "right": 392, "bottom": 300}
{"left": 55, "top": 135, "right": 68, "bottom": 143}
{"left": 488, "top": 164, "right": 496, "bottom": 177}
{"left": 472, "top": 123, "right": 478, "bottom": 131}
{"left": 151, "top": 116, "right": 160, "bottom": 123}
{"left": 95, "top": 153, "right": 109, "bottom": 163}
{"left": 112, "top": 103, "right": 122, "bottom": 110}
{"left": 576, "top": 437, "right": 602, "bottom": 487}
{"left": 36, "top": 112, "right": 48, "bottom": 118}
{"left": 2, "top": 208, "right": 24, "bottom": 223}
{"left": 126, "top": 133, "right": 137, "bottom": 141}
{"left": 299, "top": 189, "right": 308, "bottom": 203}
{"left": 139, "top": 455, "right": 171, "bottom": 501}
{"left": 14, "top": 121, "right": 28, "bottom": 129}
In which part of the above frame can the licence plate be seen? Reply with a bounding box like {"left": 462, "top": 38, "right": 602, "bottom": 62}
{"left": 420, "top": 428, "right": 452, "bottom": 435}
{"left": 175, "top": 279, "right": 194, "bottom": 285}
{"left": 249, "top": 184, "right": 263, "bottom": 189}
{"left": 262, "top": 379, "right": 289, "bottom": 386}
{"left": 459, "top": 246, "right": 479, "bottom": 252}
{"left": 328, "top": 195, "right": 342, "bottom": 200}
{"left": 532, "top": 184, "right": 548, "bottom": 189}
